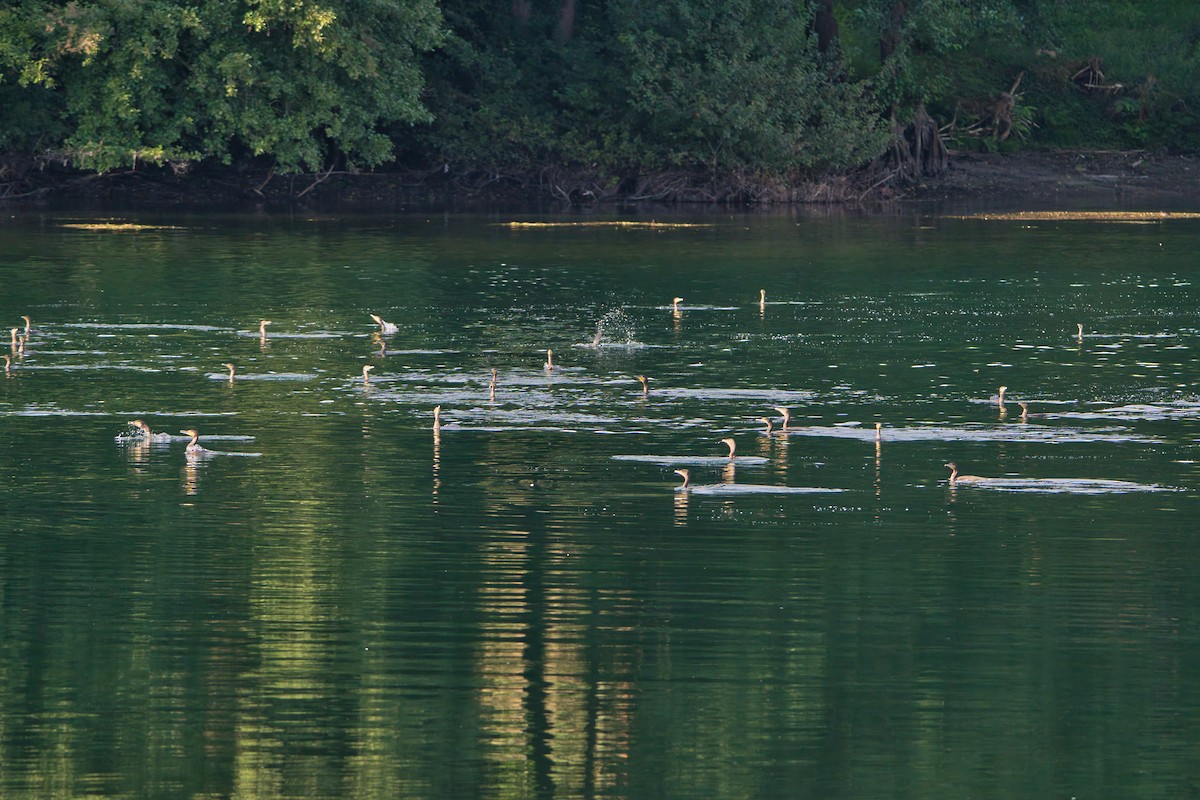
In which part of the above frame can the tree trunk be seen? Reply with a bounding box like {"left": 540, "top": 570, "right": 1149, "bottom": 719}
{"left": 812, "top": 0, "right": 838, "bottom": 55}
{"left": 554, "top": 0, "right": 576, "bottom": 45}
{"left": 880, "top": 0, "right": 906, "bottom": 62}
{"left": 512, "top": 0, "right": 532, "bottom": 25}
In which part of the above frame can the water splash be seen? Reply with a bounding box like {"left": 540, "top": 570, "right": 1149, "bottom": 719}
{"left": 590, "top": 308, "right": 637, "bottom": 347}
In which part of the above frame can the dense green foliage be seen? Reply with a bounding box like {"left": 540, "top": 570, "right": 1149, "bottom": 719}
{"left": 2, "top": 0, "right": 1200, "bottom": 185}
{"left": 836, "top": 0, "right": 1200, "bottom": 152}
{"left": 415, "top": 0, "right": 887, "bottom": 178}
{"left": 0, "top": 0, "right": 444, "bottom": 172}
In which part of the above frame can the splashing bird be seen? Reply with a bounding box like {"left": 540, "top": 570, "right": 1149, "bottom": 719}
{"left": 720, "top": 437, "right": 738, "bottom": 459}
{"left": 773, "top": 406, "right": 791, "bottom": 431}
{"left": 370, "top": 314, "right": 398, "bottom": 335}
{"left": 128, "top": 419, "right": 172, "bottom": 443}
{"left": 674, "top": 468, "right": 691, "bottom": 490}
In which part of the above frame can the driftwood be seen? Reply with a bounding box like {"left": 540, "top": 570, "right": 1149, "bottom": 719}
{"left": 944, "top": 73, "right": 1030, "bottom": 143}
{"left": 1073, "top": 57, "right": 1124, "bottom": 94}
{"left": 1073, "top": 57, "right": 1105, "bottom": 88}
{"left": 295, "top": 163, "right": 338, "bottom": 199}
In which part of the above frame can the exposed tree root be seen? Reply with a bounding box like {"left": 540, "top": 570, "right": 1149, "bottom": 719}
{"left": 879, "top": 103, "right": 948, "bottom": 188}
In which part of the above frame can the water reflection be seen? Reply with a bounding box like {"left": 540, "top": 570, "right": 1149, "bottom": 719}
{"left": 125, "top": 436, "right": 152, "bottom": 467}
{"left": 182, "top": 456, "right": 202, "bottom": 495}
{"left": 755, "top": 427, "right": 772, "bottom": 459}
{"left": 674, "top": 485, "right": 689, "bottom": 525}
{"left": 873, "top": 431, "right": 882, "bottom": 506}
{"left": 772, "top": 431, "right": 789, "bottom": 476}
{"left": 432, "top": 426, "right": 441, "bottom": 504}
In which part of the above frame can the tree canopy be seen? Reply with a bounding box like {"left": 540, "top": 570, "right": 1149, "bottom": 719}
{"left": 0, "top": 0, "right": 444, "bottom": 172}
{"left": 2, "top": 0, "right": 1199, "bottom": 193}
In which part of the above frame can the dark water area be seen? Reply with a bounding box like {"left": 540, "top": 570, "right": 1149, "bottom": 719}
{"left": 2, "top": 209, "right": 1200, "bottom": 798}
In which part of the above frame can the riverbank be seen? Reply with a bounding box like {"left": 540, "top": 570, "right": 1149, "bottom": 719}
{"left": 911, "top": 149, "right": 1200, "bottom": 206}
{"left": 3, "top": 149, "right": 1199, "bottom": 210}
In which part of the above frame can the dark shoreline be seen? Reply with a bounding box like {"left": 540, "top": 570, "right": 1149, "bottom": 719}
{"left": 912, "top": 150, "right": 1200, "bottom": 208}
{"left": 3, "top": 149, "right": 1199, "bottom": 212}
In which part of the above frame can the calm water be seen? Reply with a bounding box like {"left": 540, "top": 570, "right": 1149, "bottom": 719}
{"left": 2, "top": 210, "right": 1200, "bottom": 799}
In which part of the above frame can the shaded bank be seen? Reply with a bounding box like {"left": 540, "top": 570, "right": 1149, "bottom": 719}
{"left": 912, "top": 150, "right": 1200, "bottom": 208}
{"left": 2, "top": 150, "right": 1199, "bottom": 211}
{"left": 0, "top": 160, "right": 881, "bottom": 210}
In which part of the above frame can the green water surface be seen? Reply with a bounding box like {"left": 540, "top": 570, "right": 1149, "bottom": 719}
{"left": 1, "top": 210, "right": 1199, "bottom": 799}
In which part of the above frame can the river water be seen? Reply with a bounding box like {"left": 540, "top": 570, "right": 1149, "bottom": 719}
{"left": 1, "top": 209, "right": 1198, "bottom": 798}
